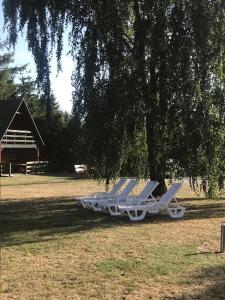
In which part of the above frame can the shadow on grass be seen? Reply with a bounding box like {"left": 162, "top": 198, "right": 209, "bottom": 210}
{"left": 182, "top": 197, "right": 225, "bottom": 201}
{"left": 0, "top": 196, "right": 131, "bottom": 247}
{"left": 184, "top": 202, "right": 225, "bottom": 219}
{"left": 173, "top": 264, "right": 225, "bottom": 300}
{"left": 0, "top": 196, "right": 225, "bottom": 247}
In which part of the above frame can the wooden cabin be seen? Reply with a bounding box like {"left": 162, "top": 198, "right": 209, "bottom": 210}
{"left": 0, "top": 99, "right": 44, "bottom": 165}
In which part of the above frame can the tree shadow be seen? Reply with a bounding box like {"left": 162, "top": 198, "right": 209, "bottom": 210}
{"left": 184, "top": 202, "right": 225, "bottom": 220}
{"left": 1, "top": 196, "right": 225, "bottom": 248}
{"left": 0, "top": 196, "right": 131, "bottom": 247}
{"left": 182, "top": 197, "right": 225, "bottom": 201}
{"left": 172, "top": 264, "right": 225, "bottom": 300}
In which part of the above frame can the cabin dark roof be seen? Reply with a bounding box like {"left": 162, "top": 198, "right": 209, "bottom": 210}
{"left": 0, "top": 99, "right": 44, "bottom": 145}
{"left": 0, "top": 99, "right": 22, "bottom": 140}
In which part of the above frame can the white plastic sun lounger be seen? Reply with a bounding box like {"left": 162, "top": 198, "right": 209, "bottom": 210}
{"left": 105, "top": 180, "right": 159, "bottom": 216}
{"left": 118, "top": 183, "right": 185, "bottom": 221}
{"left": 147, "top": 183, "right": 185, "bottom": 219}
{"left": 78, "top": 178, "right": 127, "bottom": 208}
{"left": 92, "top": 178, "right": 138, "bottom": 212}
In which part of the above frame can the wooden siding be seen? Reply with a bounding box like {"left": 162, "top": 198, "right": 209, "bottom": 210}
{"left": 1, "top": 129, "right": 37, "bottom": 149}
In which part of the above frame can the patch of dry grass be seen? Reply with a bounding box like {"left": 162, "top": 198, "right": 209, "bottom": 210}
{"left": 0, "top": 174, "right": 225, "bottom": 299}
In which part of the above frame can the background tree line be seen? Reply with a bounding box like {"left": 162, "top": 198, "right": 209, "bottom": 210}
{"left": 2, "top": 0, "right": 225, "bottom": 196}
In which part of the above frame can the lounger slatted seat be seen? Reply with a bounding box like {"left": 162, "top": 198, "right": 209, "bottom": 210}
{"left": 105, "top": 180, "right": 159, "bottom": 216}
{"left": 78, "top": 178, "right": 127, "bottom": 208}
{"left": 91, "top": 179, "right": 138, "bottom": 212}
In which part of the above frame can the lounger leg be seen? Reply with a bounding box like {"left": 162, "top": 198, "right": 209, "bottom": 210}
{"left": 126, "top": 207, "right": 147, "bottom": 221}
{"left": 147, "top": 207, "right": 160, "bottom": 215}
{"left": 108, "top": 204, "right": 122, "bottom": 216}
{"left": 83, "top": 200, "right": 94, "bottom": 209}
{"left": 81, "top": 200, "right": 87, "bottom": 208}
{"left": 168, "top": 206, "right": 185, "bottom": 219}
{"left": 92, "top": 202, "right": 102, "bottom": 212}
{"left": 100, "top": 205, "right": 108, "bottom": 213}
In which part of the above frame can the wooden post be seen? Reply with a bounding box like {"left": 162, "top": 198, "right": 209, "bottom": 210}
{"left": 37, "top": 147, "right": 40, "bottom": 161}
{"left": 221, "top": 223, "right": 225, "bottom": 253}
{"left": 0, "top": 143, "right": 2, "bottom": 177}
{"left": 0, "top": 143, "right": 1, "bottom": 200}
{"left": 9, "top": 162, "right": 12, "bottom": 177}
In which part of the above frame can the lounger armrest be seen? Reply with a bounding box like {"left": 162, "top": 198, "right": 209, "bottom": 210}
{"left": 107, "top": 195, "right": 129, "bottom": 203}
{"left": 125, "top": 196, "right": 139, "bottom": 204}
{"left": 137, "top": 198, "right": 157, "bottom": 205}
{"left": 104, "top": 195, "right": 118, "bottom": 203}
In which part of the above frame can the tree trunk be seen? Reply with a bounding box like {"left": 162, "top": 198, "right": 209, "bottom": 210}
{"left": 133, "top": 0, "right": 167, "bottom": 196}
{"left": 146, "top": 117, "right": 167, "bottom": 196}
{"left": 105, "top": 177, "right": 110, "bottom": 192}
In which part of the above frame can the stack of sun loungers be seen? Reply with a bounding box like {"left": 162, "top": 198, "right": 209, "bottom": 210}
{"left": 76, "top": 178, "right": 185, "bottom": 221}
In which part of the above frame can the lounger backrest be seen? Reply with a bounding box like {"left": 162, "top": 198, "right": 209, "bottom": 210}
{"left": 139, "top": 181, "right": 159, "bottom": 198}
{"left": 119, "top": 179, "right": 138, "bottom": 197}
{"left": 159, "top": 183, "right": 182, "bottom": 204}
{"left": 111, "top": 178, "right": 127, "bottom": 195}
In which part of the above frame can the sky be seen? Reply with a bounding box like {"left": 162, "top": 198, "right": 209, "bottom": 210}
{"left": 0, "top": 1, "right": 74, "bottom": 113}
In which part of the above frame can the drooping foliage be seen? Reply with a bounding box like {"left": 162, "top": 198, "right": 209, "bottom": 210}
{"left": 3, "top": 0, "right": 225, "bottom": 195}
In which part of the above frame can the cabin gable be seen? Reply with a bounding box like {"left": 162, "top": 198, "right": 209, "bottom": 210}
{"left": 0, "top": 99, "right": 44, "bottom": 163}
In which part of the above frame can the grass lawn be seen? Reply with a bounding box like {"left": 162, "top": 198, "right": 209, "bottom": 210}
{"left": 0, "top": 174, "right": 225, "bottom": 299}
